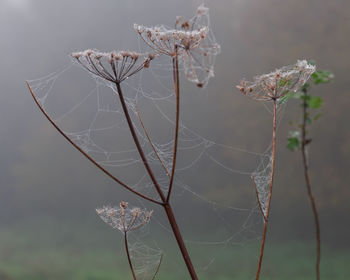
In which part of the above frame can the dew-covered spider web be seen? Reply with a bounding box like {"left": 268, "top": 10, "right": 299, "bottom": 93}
{"left": 27, "top": 57, "right": 288, "bottom": 278}
{"left": 26, "top": 4, "right": 290, "bottom": 277}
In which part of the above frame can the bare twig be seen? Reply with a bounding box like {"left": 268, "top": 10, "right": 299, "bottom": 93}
{"left": 166, "top": 45, "right": 180, "bottom": 203}
{"left": 115, "top": 82, "right": 167, "bottom": 203}
{"left": 255, "top": 99, "right": 277, "bottom": 280}
{"left": 124, "top": 233, "right": 137, "bottom": 280}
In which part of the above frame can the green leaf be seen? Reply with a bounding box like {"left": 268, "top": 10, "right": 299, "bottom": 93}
{"left": 287, "top": 137, "right": 300, "bottom": 151}
{"left": 279, "top": 91, "right": 303, "bottom": 104}
{"left": 312, "top": 70, "right": 334, "bottom": 84}
{"left": 287, "top": 131, "right": 301, "bottom": 151}
{"left": 307, "top": 96, "right": 323, "bottom": 109}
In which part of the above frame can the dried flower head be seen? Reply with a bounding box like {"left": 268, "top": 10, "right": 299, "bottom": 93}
{"left": 71, "top": 49, "right": 156, "bottom": 84}
{"left": 96, "top": 202, "right": 153, "bottom": 233}
{"left": 236, "top": 60, "right": 316, "bottom": 101}
{"left": 134, "top": 4, "right": 220, "bottom": 87}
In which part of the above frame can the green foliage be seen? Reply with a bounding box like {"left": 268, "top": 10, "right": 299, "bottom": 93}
{"left": 312, "top": 70, "right": 334, "bottom": 84}
{"left": 307, "top": 96, "right": 323, "bottom": 109}
{"left": 287, "top": 131, "right": 301, "bottom": 151}
{"left": 286, "top": 67, "right": 334, "bottom": 151}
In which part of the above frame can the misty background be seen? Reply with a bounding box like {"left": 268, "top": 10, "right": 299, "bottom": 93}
{"left": 0, "top": 0, "right": 349, "bottom": 279}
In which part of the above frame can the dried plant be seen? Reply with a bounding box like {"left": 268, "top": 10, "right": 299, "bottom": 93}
{"left": 27, "top": 4, "right": 219, "bottom": 280}
{"left": 134, "top": 4, "right": 220, "bottom": 88}
{"left": 96, "top": 202, "right": 159, "bottom": 280}
{"left": 236, "top": 60, "right": 315, "bottom": 280}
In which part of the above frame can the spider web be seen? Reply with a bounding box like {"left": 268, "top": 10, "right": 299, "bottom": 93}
{"left": 27, "top": 59, "right": 288, "bottom": 278}
{"left": 26, "top": 5, "right": 288, "bottom": 275}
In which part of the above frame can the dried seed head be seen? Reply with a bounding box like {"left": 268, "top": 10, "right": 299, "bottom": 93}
{"left": 134, "top": 4, "right": 220, "bottom": 87}
{"left": 96, "top": 203, "right": 153, "bottom": 233}
{"left": 236, "top": 60, "right": 316, "bottom": 101}
{"left": 70, "top": 49, "right": 156, "bottom": 84}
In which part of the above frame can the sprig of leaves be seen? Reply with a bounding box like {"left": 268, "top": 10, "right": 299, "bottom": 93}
{"left": 285, "top": 66, "right": 334, "bottom": 151}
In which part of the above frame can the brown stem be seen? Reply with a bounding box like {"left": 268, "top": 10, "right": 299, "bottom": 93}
{"left": 26, "top": 81, "right": 161, "bottom": 205}
{"left": 124, "top": 233, "right": 137, "bottom": 280}
{"left": 255, "top": 99, "right": 277, "bottom": 280}
{"left": 301, "top": 92, "right": 321, "bottom": 280}
{"left": 251, "top": 175, "right": 267, "bottom": 222}
{"left": 115, "top": 82, "right": 198, "bottom": 280}
{"left": 163, "top": 203, "right": 198, "bottom": 280}
{"left": 115, "top": 82, "right": 166, "bottom": 203}
{"left": 166, "top": 46, "right": 180, "bottom": 203}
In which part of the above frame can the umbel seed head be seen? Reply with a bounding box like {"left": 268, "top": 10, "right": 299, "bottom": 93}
{"left": 96, "top": 203, "right": 153, "bottom": 234}
{"left": 71, "top": 49, "right": 156, "bottom": 84}
{"left": 236, "top": 60, "right": 316, "bottom": 101}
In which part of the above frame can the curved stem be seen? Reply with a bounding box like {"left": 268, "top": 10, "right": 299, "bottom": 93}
{"left": 301, "top": 92, "right": 321, "bottom": 280}
{"left": 166, "top": 46, "right": 180, "bottom": 203}
{"left": 26, "top": 81, "right": 161, "bottom": 205}
{"left": 255, "top": 99, "right": 277, "bottom": 280}
{"left": 124, "top": 233, "right": 137, "bottom": 280}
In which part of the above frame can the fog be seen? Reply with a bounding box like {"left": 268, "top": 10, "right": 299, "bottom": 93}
{"left": 0, "top": 0, "right": 349, "bottom": 279}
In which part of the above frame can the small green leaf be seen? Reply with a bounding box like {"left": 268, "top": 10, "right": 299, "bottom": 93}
{"left": 279, "top": 91, "right": 303, "bottom": 104}
{"left": 312, "top": 70, "right": 334, "bottom": 84}
{"left": 287, "top": 131, "right": 301, "bottom": 151}
{"left": 307, "top": 96, "right": 323, "bottom": 109}
{"left": 287, "top": 137, "right": 300, "bottom": 151}
{"left": 279, "top": 92, "right": 295, "bottom": 104}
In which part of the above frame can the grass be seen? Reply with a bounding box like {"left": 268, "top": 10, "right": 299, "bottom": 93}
{"left": 0, "top": 220, "right": 349, "bottom": 279}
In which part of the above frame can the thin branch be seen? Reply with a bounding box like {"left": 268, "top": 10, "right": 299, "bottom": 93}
{"left": 115, "top": 82, "right": 167, "bottom": 203}
{"left": 251, "top": 175, "right": 267, "bottom": 222}
{"left": 151, "top": 252, "right": 163, "bottom": 280}
{"left": 124, "top": 233, "right": 137, "bottom": 280}
{"left": 166, "top": 45, "right": 180, "bottom": 202}
{"left": 255, "top": 99, "right": 277, "bottom": 280}
{"left": 26, "top": 81, "right": 162, "bottom": 206}
{"left": 134, "top": 101, "right": 170, "bottom": 177}
{"left": 301, "top": 90, "right": 321, "bottom": 280}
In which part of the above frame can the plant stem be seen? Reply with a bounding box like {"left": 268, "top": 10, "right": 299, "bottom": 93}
{"left": 255, "top": 99, "right": 277, "bottom": 280}
{"left": 166, "top": 46, "right": 180, "bottom": 203}
{"left": 115, "top": 82, "right": 198, "bottom": 280}
{"left": 124, "top": 233, "right": 137, "bottom": 280}
{"left": 115, "top": 82, "right": 166, "bottom": 203}
{"left": 163, "top": 203, "right": 198, "bottom": 280}
{"left": 301, "top": 91, "right": 321, "bottom": 280}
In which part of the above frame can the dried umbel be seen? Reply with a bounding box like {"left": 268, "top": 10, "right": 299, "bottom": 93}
{"left": 134, "top": 4, "right": 220, "bottom": 87}
{"left": 71, "top": 49, "right": 156, "bottom": 84}
{"left": 236, "top": 60, "right": 316, "bottom": 101}
{"left": 96, "top": 202, "right": 153, "bottom": 233}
